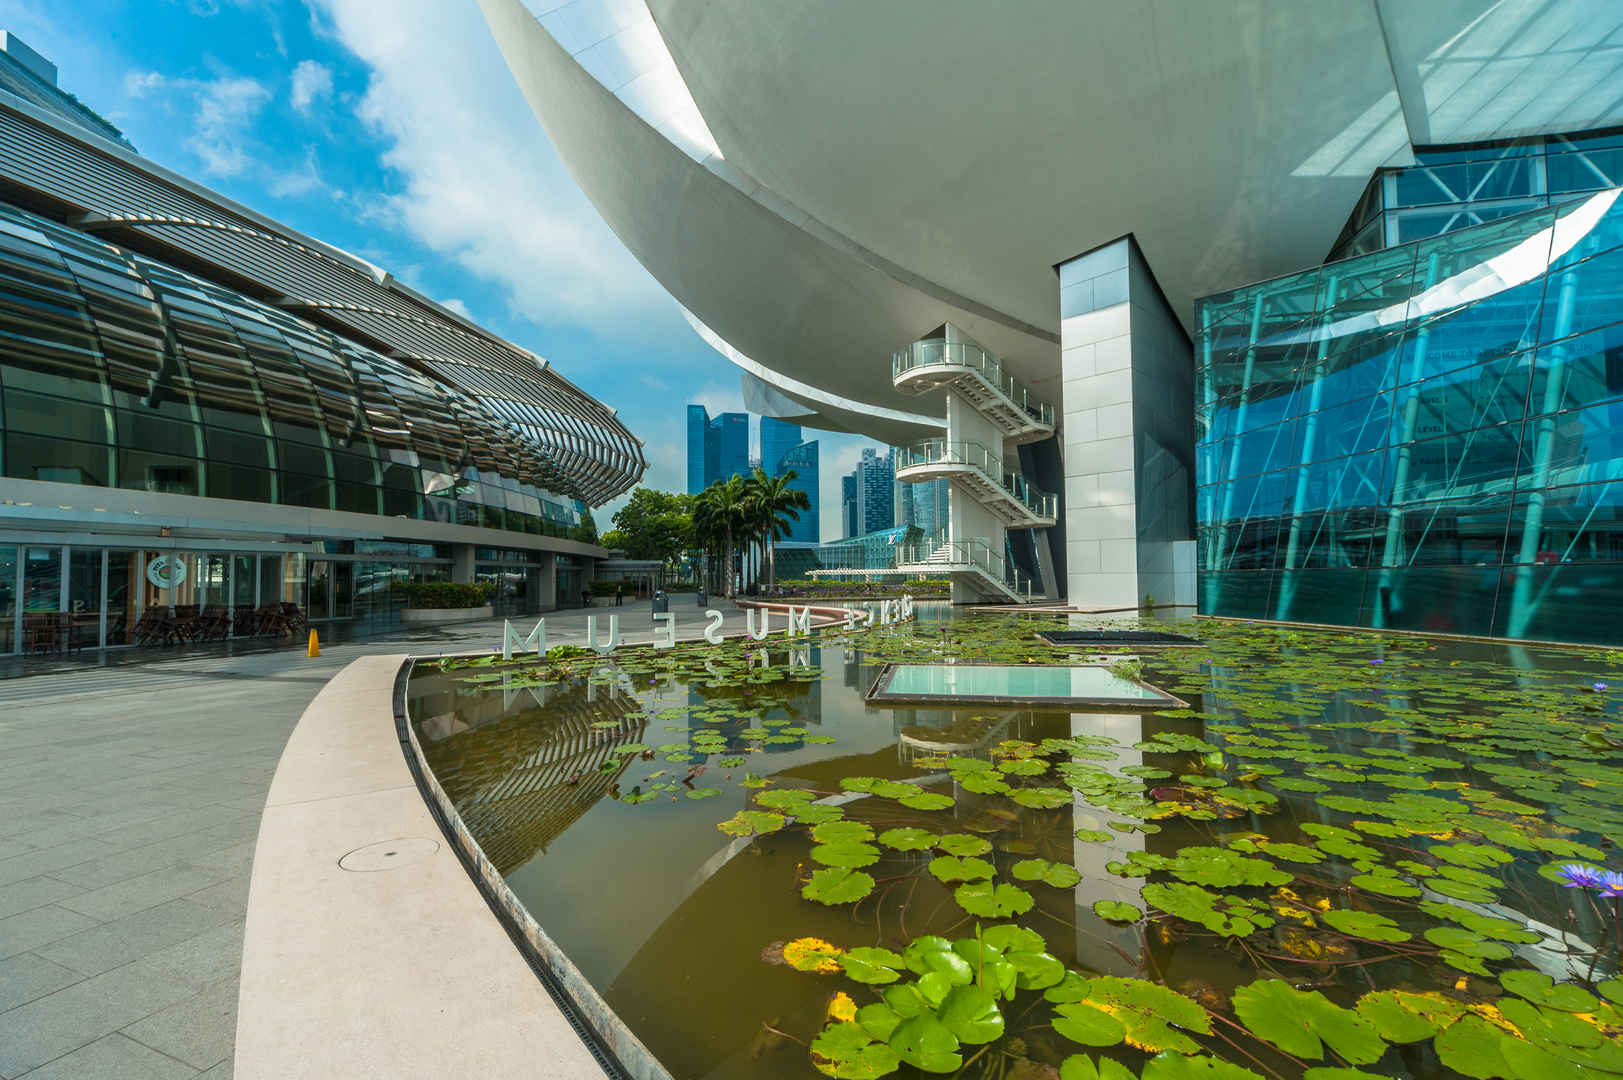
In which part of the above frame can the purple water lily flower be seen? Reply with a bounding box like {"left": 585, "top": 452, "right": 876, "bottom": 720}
{"left": 1597, "top": 683, "right": 1610, "bottom": 691}
{"left": 1370, "top": 659, "right": 1384, "bottom": 665}
{"left": 1557, "top": 864, "right": 1607, "bottom": 889}
{"left": 1600, "top": 871, "right": 1623, "bottom": 899}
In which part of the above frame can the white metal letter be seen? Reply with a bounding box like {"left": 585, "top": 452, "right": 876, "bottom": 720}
{"left": 586, "top": 615, "right": 618, "bottom": 655}
{"left": 747, "top": 607, "right": 771, "bottom": 641}
{"left": 787, "top": 606, "right": 811, "bottom": 637}
{"left": 501, "top": 618, "right": 545, "bottom": 660}
{"left": 652, "top": 612, "right": 676, "bottom": 649}
{"left": 704, "top": 609, "right": 725, "bottom": 644}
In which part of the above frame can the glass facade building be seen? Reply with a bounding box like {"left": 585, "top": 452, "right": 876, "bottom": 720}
{"left": 1196, "top": 185, "right": 1623, "bottom": 643}
{"left": 0, "top": 200, "right": 589, "bottom": 538}
{"left": 685, "top": 404, "right": 749, "bottom": 493}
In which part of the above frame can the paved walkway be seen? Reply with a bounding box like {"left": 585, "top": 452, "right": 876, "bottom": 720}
{"left": 0, "top": 600, "right": 768, "bottom": 1078}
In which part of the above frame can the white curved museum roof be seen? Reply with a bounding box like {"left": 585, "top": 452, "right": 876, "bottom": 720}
{"left": 484, "top": 0, "right": 1623, "bottom": 446}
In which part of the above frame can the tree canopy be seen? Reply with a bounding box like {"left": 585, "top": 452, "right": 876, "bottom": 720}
{"left": 604, "top": 488, "right": 693, "bottom": 562}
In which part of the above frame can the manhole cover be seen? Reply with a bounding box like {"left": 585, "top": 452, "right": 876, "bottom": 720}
{"left": 339, "top": 837, "right": 440, "bottom": 872}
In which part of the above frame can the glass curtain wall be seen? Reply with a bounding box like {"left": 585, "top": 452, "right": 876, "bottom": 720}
{"left": 0, "top": 200, "right": 584, "bottom": 537}
{"left": 1196, "top": 186, "right": 1623, "bottom": 644}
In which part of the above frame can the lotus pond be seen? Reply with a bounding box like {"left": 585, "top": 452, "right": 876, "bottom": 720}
{"left": 407, "top": 609, "right": 1623, "bottom": 1080}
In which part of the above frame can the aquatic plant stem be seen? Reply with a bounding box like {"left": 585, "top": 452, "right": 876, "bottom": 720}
{"left": 1205, "top": 1015, "right": 1297, "bottom": 1080}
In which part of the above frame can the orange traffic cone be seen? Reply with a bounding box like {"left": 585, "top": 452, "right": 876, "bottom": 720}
{"left": 307, "top": 629, "right": 320, "bottom": 657}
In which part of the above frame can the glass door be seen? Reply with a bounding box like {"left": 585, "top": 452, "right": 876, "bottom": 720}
{"left": 107, "top": 550, "right": 138, "bottom": 646}
{"left": 307, "top": 561, "right": 331, "bottom": 621}
{"left": 66, "top": 548, "right": 101, "bottom": 651}
{"left": 0, "top": 546, "right": 16, "bottom": 652}
{"left": 332, "top": 561, "right": 353, "bottom": 619}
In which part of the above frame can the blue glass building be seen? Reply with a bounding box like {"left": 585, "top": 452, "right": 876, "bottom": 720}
{"left": 685, "top": 405, "right": 749, "bottom": 493}
{"left": 1196, "top": 184, "right": 1623, "bottom": 643}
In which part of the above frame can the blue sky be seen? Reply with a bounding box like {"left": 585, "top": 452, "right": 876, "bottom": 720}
{"left": 1, "top": 0, "right": 877, "bottom": 539}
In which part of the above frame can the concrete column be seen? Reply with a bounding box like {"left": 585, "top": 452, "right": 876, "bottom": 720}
{"left": 450, "top": 544, "right": 476, "bottom": 584}
{"left": 1059, "top": 238, "right": 1196, "bottom": 610}
{"left": 536, "top": 552, "right": 557, "bottom": 611}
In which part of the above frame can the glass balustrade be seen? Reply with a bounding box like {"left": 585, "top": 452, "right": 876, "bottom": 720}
{"left": 892, "top": 340, "right": 1055, "bottom": 427}
{"left": 894, "top": 440, "right": 1056, "bottom": 520}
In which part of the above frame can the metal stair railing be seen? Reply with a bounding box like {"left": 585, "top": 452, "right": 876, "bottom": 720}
{"left": 895, "top": 538, "right": 1033, "bottom": 600}
{"left": 892, "top": 340, "right": 1054, "bottom": 428}
{"left": 894, "top": 439, "right": 1057, "bottom": 521}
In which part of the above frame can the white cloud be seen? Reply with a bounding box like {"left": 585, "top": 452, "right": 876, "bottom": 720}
{"left": 437, "top": 297, "right": 473, "bottom": 319}
{"left": 266, "top": 144, "right": 324, "bottom": 198}
{"left": 311, "top": 0, "right": 680, "bottom": 338}
{"left": 289, "top": 59, "right": 333, "bottom": 114}
{"left": 124, "top": 69, "right": 271, "bottom": 177}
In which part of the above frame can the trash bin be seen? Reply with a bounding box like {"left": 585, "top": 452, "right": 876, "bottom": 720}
{"left": 697, "top": 588, "right": 708, "bottom": 606}
{"left": 652, "top": 591, "right": 668, "bottom": 614}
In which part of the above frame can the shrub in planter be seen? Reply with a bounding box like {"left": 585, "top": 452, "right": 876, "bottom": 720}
{"left": 589, "top": 579, "right": 627, "bottom": 597}
{"left": 394, "top": 581, "right": 493, "bottom": 609}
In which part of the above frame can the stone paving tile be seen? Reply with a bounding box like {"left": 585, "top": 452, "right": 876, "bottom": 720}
{"left": 0, "top": 962, "right": 199, "bottom": 1077}
{"left": 6, "top": 806, "right": 179, "bottom": 852}
{"left": 0, "top": 953, "right": 83, "bottom": 1014}
{"left": 121, "top": 977, "right": 239, "bottom": 1071}
{"left": 12, "top": 1032, "right": 198, "bottom": 1080}
{"left": 0, "top": 813, "right": 82, "bottom": 842}
{"left": 137, "top": 920, "right": 243, "bottom": 989}
{"left": 91, "top": 808, "right": 253, "bottom": 852}
{"left": 0, "top": 839, "right": 122, "bottom": 889}
{"left": 49, "top": 833, "right": 236, "bottom": 892}
{"left": 0, "top": 905, "right": 101, "bottom": 963}
{"left": 0, "top": 878, "right": 83, "bottom": 922}
{"left": 0, "top": 839, "right": 38, "bottom": 862}
{"left": 178, "top": 842, "right": 256, "bottom": 880}
{"left": 54, "top": 865, "right": 229, "bottom": 924}
{"left": 34, "top": 900, "right": 239, "bottom": 979}
{"left": 178, "top": 877, "right": 248, "bottom": 914}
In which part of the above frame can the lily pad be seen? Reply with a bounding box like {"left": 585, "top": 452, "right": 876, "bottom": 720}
{"left": 812, "top": 842, "right": 882, "bottom": 868}
{"left": 1141, "top": 1053, "right": 1267, "bottom": 1080}
{"left": 803, "top": 868, "right": 876, "bottom": 905}
{"left": 1011, "top": 858, "right": 1083, "bottom": 888}
{"left": 936, "top": 834, "right": 993, "bottom": 857}
{"left": 1348, "top": 874, "right": 1421, "bottom": 898}
{"left": 813, "top": 821, "right": 875, "bottom": 844}
{"left": 929, "top": 855, "right": 995, "bottom": 882}
{"left": 899, "top": 791, "right": 955, "bottom": 811}
{"left": 1092, "top": 900, "right": 1142, "bottom": 923}
{"left": 1012, "top": 787, "right": 1071, "bottom": 809}
{"left": 1059, "top": 1055, "right": 1136, "bottom": 1080}
{"left": 718, "top": 810, "right": 787, "bottom": 837}
{"left": 1075, "top": 829, "right": 1114, "bottom": 843}
{"left": 878, "top": 827, "right": 936, "bottom": 851}
{"left": 1353, "top": 990, "right": 1463, "bottom": 1042}
{"left": 1320, "top": 909, "right": 1410, "bottom": 942}
{"left": 1232, "top": 979, "right": 1384, "bottom": 1063}
{"left": 935, "top": 984, "right": 1004, "bottom": 1044}
{"left": 1052, "top": 1002, "right": 1127, "bottom": 1047}
{"left": 1072, "top": 976, "right": 1212, "bottom": 1054}
{"left": 888, "top": 1014, "right": 961, "bottom": 1073}
{"left": 1434, "top": 1014, "right": 1512, "bottom": 1079}
{"left": 954, "top": 881, "right": 1034, "bottom": 919}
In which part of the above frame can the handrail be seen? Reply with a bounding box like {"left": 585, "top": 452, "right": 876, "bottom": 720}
{"left": 895, "top": 538, "right": 1033, "bottom": 599}
{"left": 894, "top": 439, "right": 1057, "bottom": 520}
{"left": 892, "top": 340, "right": 1055, "bottom": 427}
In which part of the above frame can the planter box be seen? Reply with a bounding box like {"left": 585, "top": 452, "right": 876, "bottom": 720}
{"left": 400, "top": 606, "right": 494, "bottom": 625}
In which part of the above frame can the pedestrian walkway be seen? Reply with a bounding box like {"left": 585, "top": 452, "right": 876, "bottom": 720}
{"left": 0, "top": 597, "right": 784, "bottom": 1077}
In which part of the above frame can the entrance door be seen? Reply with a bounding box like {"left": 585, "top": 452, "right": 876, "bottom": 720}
{"left": 307, "top": 561, "right": 331, "bottom": 621}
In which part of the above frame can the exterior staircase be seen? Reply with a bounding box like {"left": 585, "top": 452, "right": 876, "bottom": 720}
{"left": 893, "top": 339, "right": 1055, "bottom": 443}
{"left": 896, "top": 536, "right": 1033, "bottom": 603}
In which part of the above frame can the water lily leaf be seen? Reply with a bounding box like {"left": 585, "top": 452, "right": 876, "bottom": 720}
{"left": 935, "top": 984, "right": 1004, "bottom": 1044}
{"left": 1499, "top": 1036, "right": 1589, "bottom": 1080}
{"left": 1428, "top": 877, "right": 1499, "bottom": 903}
{"left": 1046, "top": 972, "right": 1092, "bottom": 1004}
{"left": 813, "top": 821, "right": 876, "bottom": 844}
{"left": 1429, "top": 843, "right": 1512, "bottom": 868}
{"left": 1052, "top": 1002, "right": 1127, "bottom": 1047}
{"left": 1140, "top": 1052, "right": 1266, "bottom": 1080}
{"left": 612, "top": 743, "right": 649, "bottom": 755}
{"left": 1268, "top": 777, "right": 1331, "bottom": 793}
{"left": 929, "top": 855, "right": 995, "bottom": 882}
{"left": 839, "top": 954, "right": 902, "bottom": 986}
{"left": 936, "top": 834, "right": 993, "bottom": 857}
{"left": 1075, "top": 976, "right": 1211, "bottom": 1054}
{"left": 1002, "top": 758, "right": 1049, "bottom": 776}
{"left": 982, "top": 924, "right": 1045, "bottom": 954}
{"left": 1499, "top": 970, "right": 1599, "bottom": 1011}
{"left": 1232, "top": 979, "right": 1384, "bottom": 1063}
{"left": 887, "top": 1014, "right": 961, "bottom": 1073}
{"left": 812, "top": 842, "right": 882, "bottom": 868}
{"left": 1168, "top": 847, "right": 1292, "bottom": 888}
{"left": 1143, "top": 882, "right": 1275, "bottom": 937}
{"left": 803, "top": 867, "right": 875, "bottom": 904}
{"left": 1353, "top": 990, "right": 1462, "bottom": 1042}
{"left": 796, "top": 804, "right": 847, "bottom": 825}
{"left": 811, "top": 1032, "right": 900, "bottom": 1079}
{"left": 1012, "top": 858, "right": 1083, "bottom": 888}
{"left": 900, "top": 791, "right": 955, "bottom": 811}
{"left": 1321, "top": 909, "right": 1410, "bottom": 942}
{"left": 784, "top": 937, "right": 844, "bottom": 972}
{"left": 804, "top": 734, "right": 838, "bottom": 744}
{"left": 857, "top": 1002, "right": 902, "bottom": 1042}
{"left": 1256, "top": 841, "right": 1325, "bottom": 863}
{"left": 1075, "top": 829, "right": 1114, "bottom": 843}
{"left": 1058, "top": 1053, "right": 1136, "bottom": 1080}
{"left": 1301, "top": 1071, "right": 1390, "bottom": 1080}
{"left": 1349, "top": 874, "right": 1421, "bottom": 898}
{"left": 954, "top": 881, "right": 1034, "bottom": 918}
{"left": 1531, "top": 836, "right": 1605, "bottom": 860}
{"left": 1013, "top": 787, "right": 1071, "bottom": 809}
{"left": 1435, "top": 1014, "right": 1512, "bottom": 1079}
{"left": 683, "top": 787, "right": 721, "bottom": 799}
{"left": 1093, "top": 900, "right": 1142, "bottom": 923}
{"left": 960, "top": 773, "right": 1011, "bottom": 795}
{"left": 718, "top": 810, "right": 786, "bottom": 837}
{"left": 878, "top": 827, "right": 935, "bottom": 851}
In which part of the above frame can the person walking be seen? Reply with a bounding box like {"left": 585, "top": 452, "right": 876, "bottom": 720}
{"left": 615, "top": 583, "right": 623, "bottom": 606}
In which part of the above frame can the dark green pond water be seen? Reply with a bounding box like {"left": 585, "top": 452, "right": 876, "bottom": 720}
{"left": 406, "top": 610, "right": 1623, "bottom": 1080}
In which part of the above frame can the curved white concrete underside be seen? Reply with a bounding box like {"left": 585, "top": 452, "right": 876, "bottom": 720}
{"left": 483, "top": 0, "right": 1623, "bottom": 448}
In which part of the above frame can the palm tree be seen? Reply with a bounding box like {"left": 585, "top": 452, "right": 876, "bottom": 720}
{"left": 692, "top": 475, "right": 750, "bottom": 598}
{"left": 744, "top": 467, "right": 812, "bottom": 587}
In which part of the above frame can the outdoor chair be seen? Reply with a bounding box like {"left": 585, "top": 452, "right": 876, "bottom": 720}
{"left": 279, "top": 602, "right": 307, "bottom": 633}
{"left": 21, "top": 612, "right": 58, "bottom": 655}
{"left": 198, "top": 604, "right": 232, "bottom": 641}
{"left": 131, "top": 608, "right": 166, "bottom": 646}
{"left": 169, "top": 605, "right": 203, "bottom": 643}
{"left": 55, "top": 612, "right": 85, "bottom": 655}
{"left": 232, "top": 605, "right": 260, "bottom": 636}
{"left": 254, "top": 603, "right": 291, "bottom": 636}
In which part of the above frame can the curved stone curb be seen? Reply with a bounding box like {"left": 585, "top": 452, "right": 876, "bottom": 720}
{"left": 395, "top": 659, "right": 673, "bottom": 1080}
{"left": 236, "top": 654, "right": 609, "bottom": 1079}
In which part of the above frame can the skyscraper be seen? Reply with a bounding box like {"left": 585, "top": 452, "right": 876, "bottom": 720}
{"left": 841, "top": 474, "right": 857, "bottom": 539}
{"left": 686, "top": 405, "right": 751, "bottom": 493}
{"left": 842, "top": 448, "right": 894, "bottom": 538}
{"left": 900, "top": 477, "right": 949, "bottom": 539}
{"left": 760, "top": 417, "right": 801, "bottom": 476}
{"left": 778, "top": 440, "right": 820, "bottom": 544}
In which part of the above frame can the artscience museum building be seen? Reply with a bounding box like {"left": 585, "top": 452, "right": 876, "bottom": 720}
{"left": 483, "top": 0, "right": 1623, "bottom": 644}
